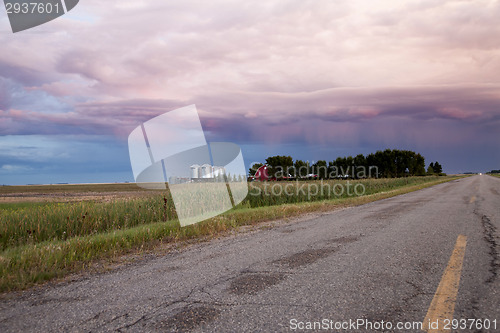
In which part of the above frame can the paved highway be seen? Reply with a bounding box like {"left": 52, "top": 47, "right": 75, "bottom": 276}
{"left": 0, "top": 175, "right": 498, "bottom": 332}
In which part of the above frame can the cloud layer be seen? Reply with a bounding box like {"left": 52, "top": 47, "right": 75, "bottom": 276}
{"left": 1, "top": 0, "right": 499, "bottom": 182}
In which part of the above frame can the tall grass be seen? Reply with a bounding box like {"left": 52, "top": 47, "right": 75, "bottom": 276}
{"left": 0, "top": 176, "right": 458, "bottom": 291}
{"left": 0, "top": 177, "right": 442, "bottom": 252}
{"left": 245, "top": 177, "right": 438, "bottom": 207}
{"left": 0, "top": 195, "right": 177, "bottom": 251}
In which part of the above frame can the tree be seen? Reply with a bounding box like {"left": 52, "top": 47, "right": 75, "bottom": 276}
{"left": 257, "top": 149, "right": 431, "bottom": 181}
{"left": 366, "top": 153, "right": 378, "bottom": 178}
{"left": 328, "top": 161, "right": 338, "bottom": 178}
{"left": 414, "top": 153, "right": 426, "bottom": 176}
{"left": 313, "top": 160, "right": 328, "bottom": 179}
{"left": 334, "top": 156, "right": 348, "bottom": 177}
{"left": 294, "top": 160, "right": 309, "bottom": 178}
{"left": 265, "top": 155, "right": 293, "bottom": 179}
{"left": 353, "top": 154, "right": 367, "bottom": 178}
{"left": 248, "top": 163, "right": 263, "bottom": 177}
{"left": 433, "top": 161, "right": 443, "bottom": 174}
{"left": 427, "top": 164, "right": 435, "bottom": 175}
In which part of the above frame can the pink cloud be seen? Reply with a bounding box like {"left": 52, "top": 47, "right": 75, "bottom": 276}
{"left": 0, "top": 0, "right": 498, "bottom": 155}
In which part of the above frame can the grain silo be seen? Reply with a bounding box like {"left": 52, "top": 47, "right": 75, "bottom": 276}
{"left": 190, "top": 164, "right": 201, "bottom": 179}
{"left": 201, "top": 164, "right": 213, "bottom": 178}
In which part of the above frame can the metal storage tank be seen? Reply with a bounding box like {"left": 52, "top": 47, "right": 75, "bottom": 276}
{"left": 201, "top": 164, "right": 213, "bottom": 178}
{"left": 190, "top": 164, "right": 200, "bottom": 179}
{"left": 213, "top": 166, "right": 226, "bottom": 178}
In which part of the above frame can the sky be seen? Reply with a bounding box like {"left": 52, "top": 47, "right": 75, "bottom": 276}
{"left": 1, "top": 0, "right": 499, "bottom": 185}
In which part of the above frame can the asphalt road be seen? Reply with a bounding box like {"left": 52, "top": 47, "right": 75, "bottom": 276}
{"left": 0, "top": 175, "right": 499, "bottom": 332}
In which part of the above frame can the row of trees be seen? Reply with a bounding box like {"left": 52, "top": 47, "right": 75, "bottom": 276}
{"left": 249, "top": 149, "right": 444, "bottom": 179}
{"left": 427, "top": 162, "right": 443, "bottom": 174}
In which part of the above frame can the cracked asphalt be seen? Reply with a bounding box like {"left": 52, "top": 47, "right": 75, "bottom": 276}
{"left": 0, "top": 175, "right": 499, "bottom": 332}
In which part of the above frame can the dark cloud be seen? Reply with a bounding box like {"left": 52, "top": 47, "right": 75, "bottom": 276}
{"left": 1, "top": 84, "right": 500, "bottom": 143}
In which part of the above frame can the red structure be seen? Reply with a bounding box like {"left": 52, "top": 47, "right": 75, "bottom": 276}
{"left": 254, "top": 165, "right": 269, "bottom": 181}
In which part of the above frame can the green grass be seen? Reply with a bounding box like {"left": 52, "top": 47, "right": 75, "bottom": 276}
{"left": 0, "top": 177, "right": 443, "bottom": 251}
{"left": 0, "top": 195, "right": 177, "bottom": 251}
{"left": 0, "top": 176, "right": 460, "bottom": 292}
{"left": 0, "top": 202, "right": 55, "bottom": 210}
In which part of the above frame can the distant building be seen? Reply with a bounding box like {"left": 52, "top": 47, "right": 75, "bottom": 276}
{"left": 169, "top": 176, "right": 191, "bottom": 184}
{"left": 190, "top": 164, "right": 226, "bottom": 181}
{"left": 190, "top": 164, "right": 201, "bottom": 179}
{"left": 254, "top": 165, "right": 269, "bottom": 181}
{"left": 201, "top": 164, "right": 212, "bottom": 178}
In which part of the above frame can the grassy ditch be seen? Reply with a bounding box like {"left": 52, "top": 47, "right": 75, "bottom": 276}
{"left": 0, "top": 176, "right": 460, "bottom": 292}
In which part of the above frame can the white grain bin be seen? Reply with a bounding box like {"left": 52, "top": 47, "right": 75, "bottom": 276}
{"left": 190, "top": 164, "right": 201, "bottom": 179}
{"left": 201, "top": 164, "right": 213, "bottom": 178}
{"left": 213, "top": 166, "right": 226, "bottom": 178}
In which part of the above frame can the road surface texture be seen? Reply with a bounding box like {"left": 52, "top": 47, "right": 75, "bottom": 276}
{"left": 0, "top": 175, "right": 498, "bottom": 332}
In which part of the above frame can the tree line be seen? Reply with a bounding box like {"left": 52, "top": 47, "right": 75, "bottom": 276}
{"left": 249, "top": 149, "right": 445, "bottom": 179}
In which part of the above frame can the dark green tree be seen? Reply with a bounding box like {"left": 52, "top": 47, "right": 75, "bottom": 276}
{"left": 313, "top": 160, "right": 328, "bottom": 179}
{"left": 257, "top": 149, "right": 430, "bottom": 181}
{"left": 353, "top": 154, "right": 367, "bottom": 178}
{"left": 334, "top": 156, "right": 348, "bottom": 177}
{"left": 266, "top": 155, "right": 293, "bottom": 179}
{"left": 427, "top": 163, "right": 435, "bottom": 175}
{"left": 414, "top": 153, "right": 426, "bottom": 176}
{"left": 433, "top": 161, "right": 443, "bottom": 174}
{"left": 294, "top": 159, "right": 309, "bottom": 178}
{"left": 248, "top": 163, "right": 263, "bottom": 177}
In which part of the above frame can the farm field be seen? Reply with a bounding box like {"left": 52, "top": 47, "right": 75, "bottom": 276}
{"left": 0, "top": 176, "right": 460, "bottom": 292}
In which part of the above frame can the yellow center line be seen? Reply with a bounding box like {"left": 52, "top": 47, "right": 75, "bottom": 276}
{"left": 423, "top": 235, "right": 467, "bottom": 332}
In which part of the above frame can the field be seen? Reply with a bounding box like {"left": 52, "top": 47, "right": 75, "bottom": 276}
{"left": 0, "top": 176, "right": 461, "bottom": 292}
